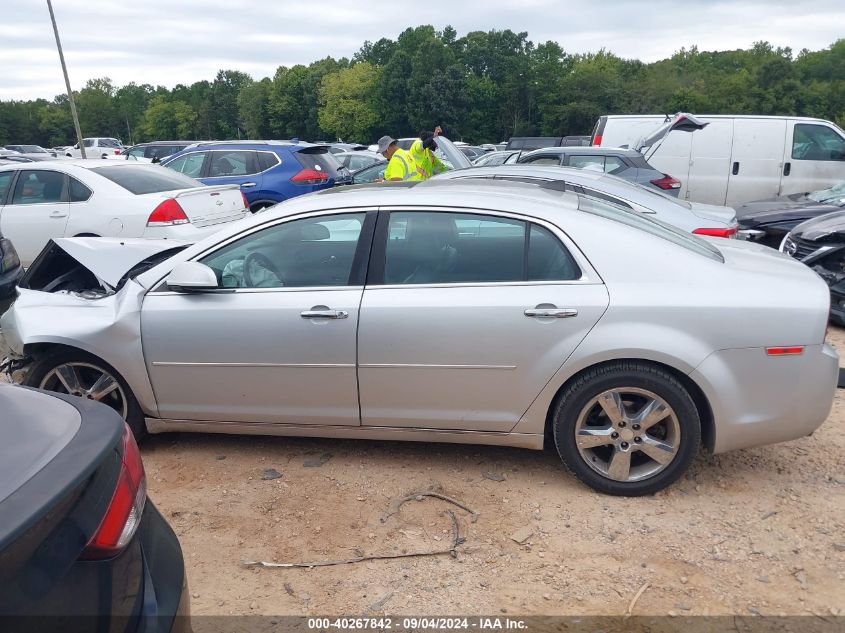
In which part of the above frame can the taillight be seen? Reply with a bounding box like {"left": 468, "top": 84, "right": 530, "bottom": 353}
{"left": 114, "top": 149, "right": 120, "bottom": 155}
{"left": 241, "top": 192, "right": 249, "bottom": 209}
{"left": 81, "top": 424, "right": 146, "bottom": 559}
{"left": 766, "top": 346, "right": 805, "bottom": 356}
{"left": 147, "top": 198, "right": 189, "bottom": 226}
{"left": 291, "top": 168, "right": 329, "bottom": 185}
{"left": 693, "top": 227, "right": 738, "bottom": 238}
{"left": 593, "top": 135, "right": 603, "bottom": 146}
{"left": 650, "top": 174, "right": 681, "bottom": 190}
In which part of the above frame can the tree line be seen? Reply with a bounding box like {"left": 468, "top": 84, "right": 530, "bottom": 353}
{"left": 1, "top": 26, "right": 843, "bottom": 147}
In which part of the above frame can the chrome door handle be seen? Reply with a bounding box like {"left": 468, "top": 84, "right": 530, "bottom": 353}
{"left": 524, "top": 308, "right": 578, "bottom": 318}
{"left": 301, "top": 309, "right": 348, "bottom": 319}
{"left": 240, "top": 182, "right": 257, "bottom": 188}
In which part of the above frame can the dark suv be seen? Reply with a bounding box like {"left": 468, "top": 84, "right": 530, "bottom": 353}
{"left": 161, "top": 141, "right": 351, "bottom": 212}
{"left": 511, "top": 147, "right": 682, "bottom": 196}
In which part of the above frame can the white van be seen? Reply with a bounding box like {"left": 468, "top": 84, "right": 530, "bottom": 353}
{"left": 591, "top": 114, "right": 845, "bottom": 206}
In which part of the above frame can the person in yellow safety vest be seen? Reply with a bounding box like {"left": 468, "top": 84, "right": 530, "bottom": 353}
{"left": 376, "top": 135, "right": 424, "bottom": 182}
{"left": 409, "top": 126, "right": 449, "bottom": 179}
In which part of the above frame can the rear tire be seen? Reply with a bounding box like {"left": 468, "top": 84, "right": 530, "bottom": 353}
{"left": 552, "top": 362, "right": 700, "bottom": 496}
{"left": 25, "top": 348, "right": 147, "bottom": 440}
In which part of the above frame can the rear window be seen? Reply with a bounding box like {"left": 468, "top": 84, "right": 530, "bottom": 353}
{"left": 578, "top": 195, "right": 723, "bottom": 262}
{"left": 92, "top": 165, "right": 202, "bottom": 194}
{"left": 295, "top": 148, "right": 342, "bottom": 176}
{"left": 98, "top": 138, "right": 122, "bottom": 148}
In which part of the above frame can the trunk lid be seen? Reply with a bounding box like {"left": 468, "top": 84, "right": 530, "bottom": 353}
{"left": 689, "top": 202, "right": 738, "bottom": 227}
{"left": 158, "top": 185, "right": 248, "bottom": 228}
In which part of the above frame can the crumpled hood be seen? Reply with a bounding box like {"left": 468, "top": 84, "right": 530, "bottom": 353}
{"left": 46, "top": 237, "right": 191, "bottom": 288}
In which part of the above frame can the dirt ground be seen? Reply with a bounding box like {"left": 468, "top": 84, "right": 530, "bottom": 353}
{"left": 135, "top": 329, "right": 845, "bottom": 619}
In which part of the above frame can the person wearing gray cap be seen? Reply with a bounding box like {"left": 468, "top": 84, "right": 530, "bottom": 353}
{"left": 376, "top": 135, "right": 423, "bottom": 182}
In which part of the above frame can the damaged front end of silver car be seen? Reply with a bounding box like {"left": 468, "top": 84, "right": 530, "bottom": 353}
{"left": 0, "top": 237, "right": 189, "bottom": 386}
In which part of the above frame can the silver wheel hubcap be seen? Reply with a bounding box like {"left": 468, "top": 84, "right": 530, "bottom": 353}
{"left": 41, "top": 362, "right": 128, "bottom": 420}
{"left": 574, "top": 387, "right": 680, "bottom": 483}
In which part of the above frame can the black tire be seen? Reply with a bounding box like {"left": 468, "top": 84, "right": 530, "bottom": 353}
{"left": 552, "top": 362, "right": 700, "bottom": 496}
{"left": 25, "top": 348, "right": 147, "bottom": 440}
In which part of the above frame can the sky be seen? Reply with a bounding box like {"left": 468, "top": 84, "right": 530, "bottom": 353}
{"left": 2, "top": 0, "right": 843, "bottom": 101}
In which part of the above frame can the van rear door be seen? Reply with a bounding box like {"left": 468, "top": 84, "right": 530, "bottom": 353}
{"left": 781, "top": 120, "right": 845, "bottom": 196}
{"left": 725, "top": 119, "right": 787, "bottom": 206}
{"left": 685, "top": 119, "right": 734, "bottom": 206}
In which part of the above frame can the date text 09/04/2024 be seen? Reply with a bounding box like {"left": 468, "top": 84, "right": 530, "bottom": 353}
{"left": 307, "top": 618, "right": 528, "bottom": 630}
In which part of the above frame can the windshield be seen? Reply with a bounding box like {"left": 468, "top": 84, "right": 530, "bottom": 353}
{"left": 808, "top": 181, "right": 845, "bottom": 204}
{"left": 92, "top": 165, "right": 202, "bottom": 194}
{"left": 578, "top": 195, "right": 723, "bottom": 262}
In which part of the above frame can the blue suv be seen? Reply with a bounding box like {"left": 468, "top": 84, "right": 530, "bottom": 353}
{"left": 160, "top": 141, "right": 351, "bottom": 212}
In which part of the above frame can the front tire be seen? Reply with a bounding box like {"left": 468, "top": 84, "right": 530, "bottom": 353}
{"left": 25, "top": 348, "right": 147, "bottom": 440}
{"left": 552, "top": 362, "right": 700, "bottom": 496}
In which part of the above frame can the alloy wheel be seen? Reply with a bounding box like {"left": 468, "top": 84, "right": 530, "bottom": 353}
{"left": 40, "top": 362, "right": 128, "bottom": 420}
{"left": 574, "top": 387, "right": 681, "bottom": 483}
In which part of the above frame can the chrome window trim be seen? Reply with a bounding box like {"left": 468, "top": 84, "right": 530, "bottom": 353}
{"left": 376, "top": 205, "right": 602, "bottom": 285}
{"left": 202, "top": 149, "right": 281, "bottom": 179}
{"left": 150, "top": 285, "right": 365, "bottom": 296}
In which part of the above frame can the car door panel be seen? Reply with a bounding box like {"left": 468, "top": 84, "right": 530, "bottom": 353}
{"left": 358, "top": 284, "right": 608, "bottom": 431}
{"left": 141, "top": 288, "right": 363, "bottom": 424}
{"left": 357, "top": 209, "right": 609, "bottom": 432}
{"left": 140, "top": 210, "right": 374, "bottom": 425}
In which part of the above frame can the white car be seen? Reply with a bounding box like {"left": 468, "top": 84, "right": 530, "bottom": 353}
{"left": 65, "top": 138, "right": 124, "bottom": 159}
{"left": 0, "top": 161, "right": 250, "bottom": 267}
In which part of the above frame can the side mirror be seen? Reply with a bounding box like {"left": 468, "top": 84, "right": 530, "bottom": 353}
{"left": 165, "top": 262, "right": 219, "bottom": 293}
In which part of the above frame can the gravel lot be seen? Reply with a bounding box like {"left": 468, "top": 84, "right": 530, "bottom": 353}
{"left": 136, "top": 329, "right": 845, "bottom": 618}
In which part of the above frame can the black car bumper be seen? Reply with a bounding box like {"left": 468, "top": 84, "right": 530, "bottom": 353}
{"left": 829, "top": 289, "right": 845, "bottom": 327}
{"left": 138, "top": 501, "right": 191, "bottom": 633}
{"left": 0, "top": 265, "right": 23, "bottom": 314}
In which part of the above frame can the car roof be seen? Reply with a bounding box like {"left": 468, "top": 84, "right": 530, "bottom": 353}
{"left": 129, "top": 140, "right": 197, "bottom": 147}
{"left": 523, "top": 146, "right": 641, "bottom": 156}
{"left": 0, "top": 159, "right": 168, "bottom": 171}
{"left": 184, "top": 140, "right": 325, "bottom": 150}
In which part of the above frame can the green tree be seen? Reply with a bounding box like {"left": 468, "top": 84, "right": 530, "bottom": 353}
{"left": 318, "top": 63, "right": 381, "bottom": 141}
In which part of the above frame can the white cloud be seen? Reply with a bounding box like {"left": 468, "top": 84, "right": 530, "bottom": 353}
{"left": 2, "top": 0, "right": 842, "bottom": 100}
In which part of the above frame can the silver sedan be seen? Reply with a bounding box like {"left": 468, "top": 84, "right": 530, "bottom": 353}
{"left": 1, "top": 179, "right": 837, "bottom": 495}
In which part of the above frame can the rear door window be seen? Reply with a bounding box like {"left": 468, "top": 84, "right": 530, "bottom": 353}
{"left": 569, "top": 155, "right": 606, "bottom": 172}
{"left": 68, "top": 177, "right": 92, "bottom": 202}
{"left": 792, "top": 124, "right": 845, "bottom": 161}
{"left": 208, "top": 151, "right": 257, "bottom": 177}
{"left": 11, "top": 170, "right": 66, "bottom": 204}
{"left": 166, "top": 152, "right": 206, "bottom": 177}
{"left": 382, "top": 211, "right": 580, "bottom": 285}
{"left": 604, "top": 156, "right": 627, "bottom": 175}
{"left": 256, "top": 151, "right": 280, "bottom": 172}
{"left": 92, "top": 165, "right": 201, "bottom": 194}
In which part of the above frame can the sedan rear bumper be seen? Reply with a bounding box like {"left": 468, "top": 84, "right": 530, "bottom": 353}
{"left": 691, "top": 343, "right": 838, "bottom": 454}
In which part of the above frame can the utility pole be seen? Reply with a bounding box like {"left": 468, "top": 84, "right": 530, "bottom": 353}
{"left": 46, "top": 0, "right": 86, "bottom": 158}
